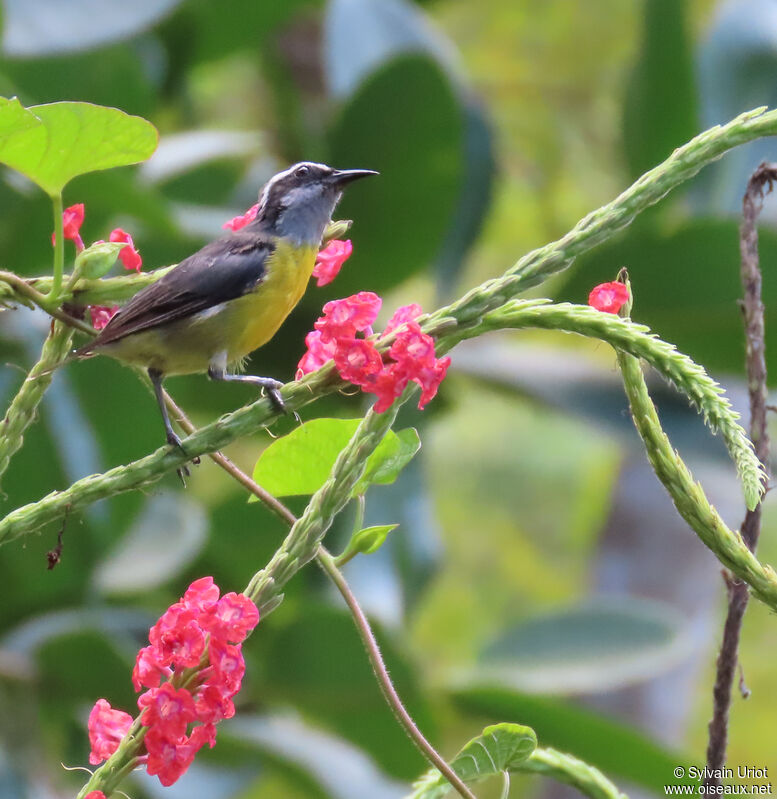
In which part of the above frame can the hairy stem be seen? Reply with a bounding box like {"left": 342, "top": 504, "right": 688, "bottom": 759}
{"left": 0, "top": 321, "right": 74, "bottom": 485}
{"left": 705, "top": 162, "right": 773, "bottom": 783}
{"left": 615, "top": 348, "right": 777, "bottom": 610}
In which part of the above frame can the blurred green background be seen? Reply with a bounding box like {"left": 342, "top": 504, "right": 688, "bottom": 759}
{"left": 1, "top": 0, "right": 777, "bottom": 797}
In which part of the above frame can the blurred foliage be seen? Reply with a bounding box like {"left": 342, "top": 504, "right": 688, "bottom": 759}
{"left": 0, "top": 0, "right": 775, "bottom": 797}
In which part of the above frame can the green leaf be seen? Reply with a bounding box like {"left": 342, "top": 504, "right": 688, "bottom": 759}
{"left": 0, "top": 97, "right": 158, "bottom": 195}
{"left": 622, "top": 0, "right": 698, "bottom": 179}
{"left": 325, "top": 54, "right": 464, "bottom": 296}
{"left": 337, "top": 524, "right": 398, "bottom": 563}
{"left": 409, "top": 722, "right": 537, "bottom": 799}
{"left": 451, "top": 687, "right": 698, "bottom": 794}
{"left": 251, "top": 418, "right": 419, "bottom": 498}
{"left": 356, "top": 427, "right": 420, "bottom": 492}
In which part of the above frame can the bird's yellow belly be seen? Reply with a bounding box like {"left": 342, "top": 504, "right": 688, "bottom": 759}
{"left": 103, "top": 242, "right": 318, "bottom": 376}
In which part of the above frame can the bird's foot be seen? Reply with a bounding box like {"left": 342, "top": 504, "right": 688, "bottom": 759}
{"left": 166, "top": 430, "right": 196, "bottom": 485}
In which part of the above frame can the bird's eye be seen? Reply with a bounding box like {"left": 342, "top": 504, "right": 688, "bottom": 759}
{"left": 295, "top": 165, "right": 310, "bottom": 177}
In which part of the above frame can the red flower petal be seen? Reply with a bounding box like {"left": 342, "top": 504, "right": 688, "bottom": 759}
{"left": 223, "top": 203, "right": 259, "bottom": 231}
{"left": 109, "top": 228, "right": 142, "bottom": 272}
{"left": 87, "top": 699, "right": 133, "bottom": 765}
{"left": 588, "top": 281, "right": 629, "bottom": 314}
{"left": 312, "top": 239, "right": 353, "bottom": 286}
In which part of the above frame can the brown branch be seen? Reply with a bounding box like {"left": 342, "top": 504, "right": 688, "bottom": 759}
{"left": 705, "top": 162, "right": 774, "bottom": 783}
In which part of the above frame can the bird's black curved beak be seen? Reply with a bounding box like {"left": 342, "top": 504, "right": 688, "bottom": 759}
{"left": 329, "top": 168, "right": 379, "bottom": 186}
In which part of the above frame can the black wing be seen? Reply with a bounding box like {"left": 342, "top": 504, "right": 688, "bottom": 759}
{"left": 80, "top": 232, "right": 275, "bottom": 352}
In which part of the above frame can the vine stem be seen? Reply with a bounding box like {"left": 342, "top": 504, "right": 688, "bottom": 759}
{"left": 705, "top": 162, "right": 774, "bottom": 784}
{"left": 165, "top": 396, "right": 476, "bottom": 799}
{"left": 317, "top": 548, "right": 476, "bottom": 799}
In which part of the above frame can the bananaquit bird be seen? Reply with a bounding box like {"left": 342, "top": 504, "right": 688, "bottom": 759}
{"left": 76, "top": 161, "right": 377, "bottom": 456}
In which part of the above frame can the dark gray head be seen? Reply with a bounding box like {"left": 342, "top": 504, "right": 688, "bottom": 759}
{"left": 252, "top": 161, "right": 378, "bottom": 245}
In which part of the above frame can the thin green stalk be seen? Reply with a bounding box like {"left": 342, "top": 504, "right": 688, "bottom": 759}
{"left": 424, "top": 106, "right": 777, "bottom": 335}
{"left": 0, "top": 321, "right": 74, "bottom": 484}
{"left": 615, "top": 348, "right": 777, "bottom": 610}
{"left": 516, "top": 748, "right": 627, "bottom": 799}
{"left": 0, "top": 364, "right": 343, "bottom": 545}
{"left": 49, "top": 192, "right": 64, "bottom": 301}
{"left": 245, "top": 403, "right": 401, "bottom": 607}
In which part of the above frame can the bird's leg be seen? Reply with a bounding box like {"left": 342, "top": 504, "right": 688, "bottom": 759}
{"left": 148, "top": 367, "right": 190, "bottom": 483}
{"left": 207, "top": 365, "right": 286, "bottom": 413}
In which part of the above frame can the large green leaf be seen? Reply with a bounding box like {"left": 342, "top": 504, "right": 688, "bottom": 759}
{"left": 326, "top": 55, "right": 464, "bottom": 296}
{"left": 0, "top": 98, "right": 157, "bottom": 195}
{"left": 451, "top": 687, "right": 697, "bottom": 794}
{"left": 409, "top": 722, "right": 537, "bottom": 799}
{"left": 622, "top": 0, "right": 698, "bottom": 179}
{"left": 252, "top": 418, "right": 419, "bottom": 498}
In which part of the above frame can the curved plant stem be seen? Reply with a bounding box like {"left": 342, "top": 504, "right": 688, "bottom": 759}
{"left": 317, "top": 548, "right": 476, "bottom": 799}
{"left": 615, "top": 346, "right": 777, "bottom": 610}
{"left": 705, "top": 162, "right": 773, "bottom": 784}
{"left": 516, "top": 748, "right": 627, "bottom": 799}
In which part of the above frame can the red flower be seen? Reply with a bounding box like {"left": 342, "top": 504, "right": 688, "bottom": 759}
{"left": 367, "top": 365, "right": 410, "bottom": 413}
{"left": 200, "top": 592, "right": 260, "bottom": 644}
{"left": 109, "top": 228, "right": 142, "bottom": 272}
{"left": 85, "top": 577, "right": 260, "bottom": 789}
{"left": 314, "top": 291, "right": 382, "bottom": 343}
{"left": 87, "top": 699, "right": 133, "bottom": 765}
{"left": 208, "top": 639, "right": 246, "bottom": 695}
{"left": 138, "top": 683, "right": 197, "bottom": 738}
{"left": 90, "top": 305, "right": 119, "bottom": 330}
{"left": 223, "top": 203, "right": 259, "bottom": 232}
{"left": 148, "top": 601, "right": 206, "bottom": 669}
{"left": 298, "top": 298, "right": 450, "bottom": 414}
{"left": 312, "top": 239, "right": 353, "bottom": 286}
{"left": 333, "top": 338, "right": 384, "bottom": 385}
{"left": 384, "top": 303, "right": 422, "bottom": 333}
{"left": 296, "top": 330, "right": 337, "bottom": 378}
{"left": 132, "top": 645, "right": 170, "bottom": 692}
{"left": 85, "top": 792, "right": 107, "bottom": 799}
{"left": 588, "top": 281, "right": 629, "bottom": 314}
{"left": 145, "top": 725, "right": 211, "bottom": 787}
{"left": 52, "top": 203, "right": 85, "bottom": 251}
{"left": 194, "top": 683, "right": 236, "bottom": 723}
{"left": 183, "top": 576, "right": 220, "bottom": 614}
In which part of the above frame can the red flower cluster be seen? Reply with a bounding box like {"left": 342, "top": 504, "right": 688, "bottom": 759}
{"left": 88, "top": 577, "right": 259, "bottom": 788}
{"left": 297, "top": 294, "right": 450, "bottom": 413}
{"left": 312, "top": 239, "right": 352, "bottom": 286}
{"left": 50, "top": 203, "right": 143, "bottom": 329}
{"left": 588, "top": 281, "right": 629, "bottom": 314}
{"left": 222, "top": 203, "right": 259, "bottom": 231}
